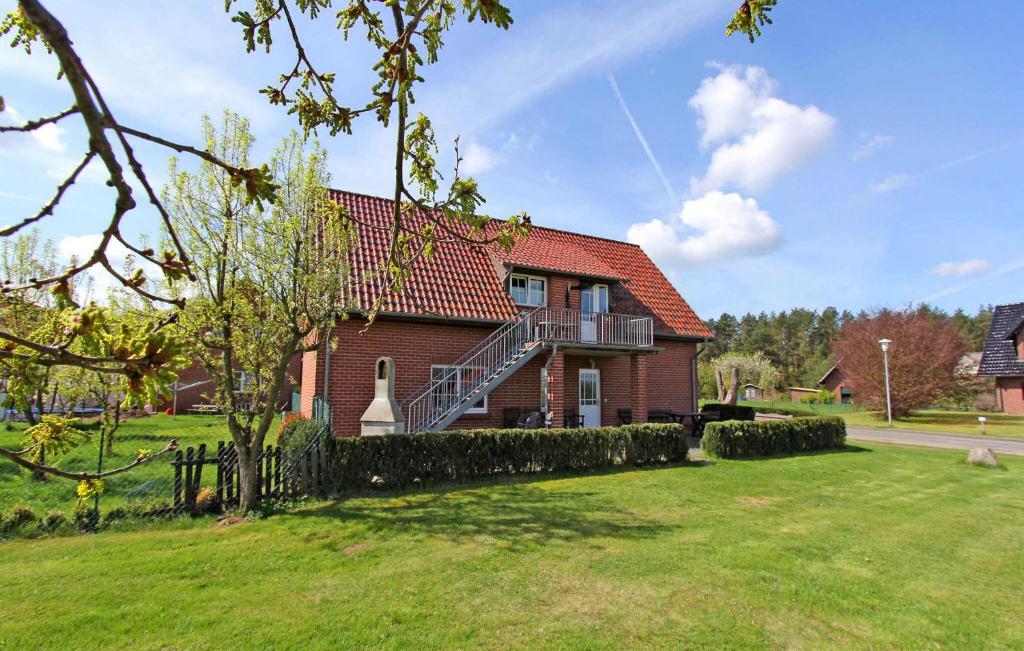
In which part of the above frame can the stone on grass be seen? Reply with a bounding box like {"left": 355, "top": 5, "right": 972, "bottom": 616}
{"left": 966, "top": 448, "right": 999, "bottom": 468}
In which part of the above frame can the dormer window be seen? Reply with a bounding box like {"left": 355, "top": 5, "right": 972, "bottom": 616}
{"left": 510, "top": 274, "right": 546, "bottom": 307}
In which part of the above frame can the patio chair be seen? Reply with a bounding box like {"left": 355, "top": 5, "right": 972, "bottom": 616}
{"left": 563, "top": 407, "right": 584, "bottom": 428}
{"left": 516, "top": 410, "right": 544, "bottom": 429}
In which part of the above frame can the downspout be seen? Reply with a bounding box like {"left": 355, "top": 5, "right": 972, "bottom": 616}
{"left": 321, "top": 330, "right": 332, "bottom": 402}
{"left": 541, "top": 344, "right": 559, "bottom": 426}
{"left": 692, "top": 337, "right": 710, "bottom": 411}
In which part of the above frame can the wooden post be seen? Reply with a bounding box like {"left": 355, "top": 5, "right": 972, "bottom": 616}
{"left": 173, "top": 450, "right": 183, "bottom": 508}
{"left": 255, "top": 448, "right": 264, "bottom": 502}
{"left": 225, "top": 443, "right": 235, "bottom": 507}
{"left": 184, "top": 446, "right": 195, "bottom": 512}
{"left": 216, "top": 441, "right": 225, "bottom": 510}
{"left": 274, "top": 447, "right": 282, "bottom": 498}
{"left": 193, "top": 443, "right": 207, "bottom": 512}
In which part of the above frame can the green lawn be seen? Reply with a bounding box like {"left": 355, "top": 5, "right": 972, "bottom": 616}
{"left": 1, "top": 443, "right": 1022, "bottom": 649}
{"left": 740, "top": 399, "right": 1024, "bottom": 439}
{"left": 841, "top": 408, "right": 1024, "bottom": 438}
{"left": 0, "top": 414, "right": 247, "bottom": 513}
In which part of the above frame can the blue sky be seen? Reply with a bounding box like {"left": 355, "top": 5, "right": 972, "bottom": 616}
{"left": 1, "top": 0, "right": 1021, "bottom": 319}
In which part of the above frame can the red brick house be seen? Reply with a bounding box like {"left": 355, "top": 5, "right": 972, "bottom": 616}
{"left": 819, "top": 362, "right": 854, "bottom": 404}
{"left": 979, "top": 302, "right": 1024, "bottom": 414}
{"left": 300, "top": 190, "right": 713, "bottom": 436}
{"left": 162, "top": 357, "right": 302, "bottom": 414}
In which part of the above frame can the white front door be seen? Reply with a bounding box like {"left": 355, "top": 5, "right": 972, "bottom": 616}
{"left": 579, "top": 368, "right": 601, "bottom": 428}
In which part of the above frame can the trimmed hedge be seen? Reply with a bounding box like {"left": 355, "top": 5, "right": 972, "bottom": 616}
{"left": 326, "top": 423, "right": 688, "bottom": 491}
{"left": 701, "top": 416, "right": 846, "bottom": 459}
{"left": 748, "top": 405, "right": 813, "bottom": 418}
{"left": 701, "top": 403, "right": 755, "bottom": 421}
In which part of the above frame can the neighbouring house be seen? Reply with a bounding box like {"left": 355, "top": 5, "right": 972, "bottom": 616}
{"left": 741, "top": 383, "right": 763, "bottom": 401}
{"left": 819, "top": 362, "right": 854, "bottom": 404}
{"left": 160, "top": 357, "right": 302, "bottom": 415}
{"left": 979, "top": 302, "right": 1024, "bottom": 414}
{"left": 300, "top": 190, "right": 713, "bottom": 436}
{"left": 789, "top": 387, "right": 820, "bottom": 403}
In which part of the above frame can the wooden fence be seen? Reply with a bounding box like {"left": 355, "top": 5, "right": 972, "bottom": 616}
{"left": 172, "top": 437, "right": 331, "bottom": 514}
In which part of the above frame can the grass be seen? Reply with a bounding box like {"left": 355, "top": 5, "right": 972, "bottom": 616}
{"left": 740, "top": 399, "right": 1024, "bottom": 439}
{"left": 1, "top": 443, "right": 1022, "bottom": 648}
{"left": 0, "top": 414, "right": 262, "bottom": 514}
{"left": 841, "top": 408, "right": 1024, "bottom": 438}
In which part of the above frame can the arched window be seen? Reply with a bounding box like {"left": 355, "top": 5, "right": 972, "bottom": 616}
{"left": 377, "top": 359, "right": 387, "bottom": 380}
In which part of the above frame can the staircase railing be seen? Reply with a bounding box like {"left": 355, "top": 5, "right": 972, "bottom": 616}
{"left": 401, "top": 308, "right": 655, "bottom": 433}
{"left": 402, "top": 309, "right": 540, "bottom": 433}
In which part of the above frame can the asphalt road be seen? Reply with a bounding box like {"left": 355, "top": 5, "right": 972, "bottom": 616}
{"left": 846, "top": 427, "right": 1024, "bottom": 456}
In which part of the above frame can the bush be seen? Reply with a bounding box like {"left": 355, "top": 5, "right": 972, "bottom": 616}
{"left": 326, "top": 423, "right": 688, "bottom": 491}
{"left": 701, "top": 403, "right": 755, "bottom": 421}
{"left": 701, "top": 416, "right": 846, "bottom": 459}
{"left": 748, "top": 405, "right": 810, "bottom": 417}
{"left": 276, "top": 416, "right": 325, "bottom": 454}
{"left": 38, "top": 510, "right": 69, "bottom": 533}
{"left": 1, "top": 504, "right": 37, "bottom": 535}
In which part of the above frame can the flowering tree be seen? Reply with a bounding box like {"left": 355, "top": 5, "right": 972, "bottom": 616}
{"left": 833, "top": 308, "right": 968, "bottom": 419}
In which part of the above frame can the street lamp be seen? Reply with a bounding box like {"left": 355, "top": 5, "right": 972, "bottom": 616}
{"left": 878, "top": 338, "right": 892, "bottom": 426}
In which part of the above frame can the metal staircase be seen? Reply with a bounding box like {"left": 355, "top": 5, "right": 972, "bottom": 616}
{"left": 402, "top": 309, "right": 544, "bottom": 433}
{"left": 401, "top": 307, "right": 655, "bottom": 433}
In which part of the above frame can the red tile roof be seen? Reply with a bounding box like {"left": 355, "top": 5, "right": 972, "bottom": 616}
{"left": 330, "top": 190, "right": 712, "bottom": 339}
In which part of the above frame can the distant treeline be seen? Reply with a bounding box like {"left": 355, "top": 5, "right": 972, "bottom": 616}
{"left": 702, "top": 304, "right": 994, "bottom": 390}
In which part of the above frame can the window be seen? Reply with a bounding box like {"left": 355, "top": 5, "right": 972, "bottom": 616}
{"left": 581, "top": 283, "right": 609, "bottom": 314}
{"left": 232, "top": 370, "right": 254, "bottom": 394}
{"left": 509, "top": 274, "right": 546, "bottom": 306}
{"left": 430, "top": 365, "right": 487, "bottom": 414}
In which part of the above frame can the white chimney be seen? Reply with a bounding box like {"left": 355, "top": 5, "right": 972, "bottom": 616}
{"left": 360, "top": 357, "right": 406, "bottom": 436}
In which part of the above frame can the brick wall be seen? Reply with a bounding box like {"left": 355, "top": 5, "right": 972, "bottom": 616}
{"left": 302, "top": 316, "right": 699, "bottom": 435}
{"left": 996, "top": 376, "right": 1024, "bottom": 414}
{"left": 160, "top": 356, "right": 302, "bottom": 414}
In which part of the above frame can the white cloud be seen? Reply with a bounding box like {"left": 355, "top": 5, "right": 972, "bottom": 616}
{"left": 869, "top": 173, "right": 911, "bottom": 193}
{"left": 627, "top": 190, "right": 781, "bottom": 266}
{"left": 929, "top": 259, "right": 991, "bottom": 278}
{"left": 460, "top": 142, "right": 499, "bottom": 175}
{"left": 689, "top": 64, "right": 835, "bottom": 194}
{"left": 57, "top": 234, "right": 158, "bottom": 300}
{"left": 0, "top": 105, "right": 67, "bottom": 154}
{"left": 852, "top": 134, "right": 893, "bottom": 160}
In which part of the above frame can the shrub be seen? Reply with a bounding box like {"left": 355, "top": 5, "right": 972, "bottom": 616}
{"left": 195, "top": 487, "right": 216, "bottom": 513}
{"left": 38, "top": 510, "right": 69, "bottom": 533}
{"left": 1, "top": 504, "right": 37, "bottom": 535}
{"left": 701, "top": 403, "right": 755, "bottom": 421}
{"left": 748, "top": 405, "right": 810, "bottom": 417}
{"left": 701, "top": 416, "right": 846, "bottom": 459}
{"left": 326, "top": 423, "right": 688, "bottom": 491}
{"left": 276, "top": 415, "right": 324, "bottom": 454}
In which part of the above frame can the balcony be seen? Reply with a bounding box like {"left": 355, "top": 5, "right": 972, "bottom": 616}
{"left": 526, "top": 307, "right": 654, "bottom": 349}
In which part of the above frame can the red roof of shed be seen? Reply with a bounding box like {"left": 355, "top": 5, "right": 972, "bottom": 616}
{"left": 331, "top": 189, "right": 712, "bottom": 339}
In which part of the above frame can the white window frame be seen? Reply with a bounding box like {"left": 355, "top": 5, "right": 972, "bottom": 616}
{"left": 430, "top": 365, "right": 488, "bottom": 414}
{"left": 509, "top": 273, "right": 547, "bottom": 307}
{"left": 232, "top": 370, "right": 254, "bottom": 394}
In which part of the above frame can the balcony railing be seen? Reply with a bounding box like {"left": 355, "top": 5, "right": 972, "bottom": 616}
{"left": 529, "top": 307, "right": 654, "bottom": 348}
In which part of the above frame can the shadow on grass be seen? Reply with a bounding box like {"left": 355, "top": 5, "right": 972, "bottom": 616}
{"left": 288, "top": 464, "right": 693, "bottom": 547}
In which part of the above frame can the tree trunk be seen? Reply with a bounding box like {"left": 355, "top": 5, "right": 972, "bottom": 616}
{"left": 724, "top": 367, "right": 740, "bottom": 405}
{"left": 104, "top": 402, "right": 120, "bottom": 454}
{"left": 23, "top": 396, "right": 38, "bottom": 427}
{"left": 236, "top": 446, "right": 259, "bottom": 513}
{"left": 715, "top": 369, "right": 725, "bottom": 402}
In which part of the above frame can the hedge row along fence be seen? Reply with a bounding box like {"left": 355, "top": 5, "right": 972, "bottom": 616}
{"left": 700, "top": 416, "right": 847, "bottom": 459}
{"left": 324, "top": 423, "right": 689, "bottom": 491}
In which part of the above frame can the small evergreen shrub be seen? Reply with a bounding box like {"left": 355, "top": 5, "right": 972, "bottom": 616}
{"left": 326, "top": 423, "right": 688, "bottom": 491}
{"left": 1, "top": 504, "right": 37, "bottom": 535}
{"left": 701, "top": 416, "right": 846, "bottom": 459}
{"left": 277, "top": 416, "right": 324, "bottom": 454}
{"left": 701, "top": 403, "right": 755, "bottom": 421}
{"left": 38, "top": 510, "right": 69, "bottom": 533}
